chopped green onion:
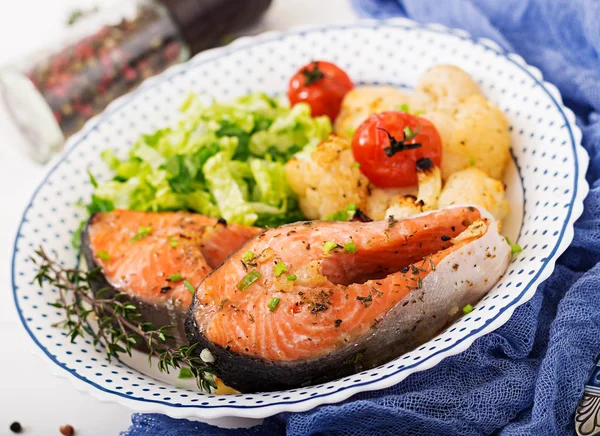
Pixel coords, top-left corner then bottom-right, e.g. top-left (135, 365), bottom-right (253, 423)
top-left (169, 237), bottom-right (178, 248)
top-left (169, 273), bottom-right (182, 282)
top-left (505, 237), bottom-right (523, 255)
top-left (242, 251), bottom-right (255, 262)
top-left (403, 126), bottom-right (414, 137)
top-left (287, 274), bottom-right (297, 281)
top-left (351, 162), bottom-right (361, 169)
top-left (324, 210), bottom-right (347, 221)
top-left (178, 367), bottom-right (194, 379)
top-left (414, 109), bottom-right (426, 116)
top-left (344, 241), bottom-right (357, 253)
top-left (346, 128), bottom-right (356, 138)
top-left (267, 297), bottom-right (281, 312)
top-left (184, 280), bottom-right (195, 293)
top-left (469, 156), bottom-right (476, 166)
top-left (399, 103), bottom-right (410, 113)
top-left (131, 226), bottom-right (152, 242)
top-left (236, 269), bottom-right (262, 291)
top-left (324, 203), bottom-right (357, 221)
top-left (462, 304), bottom-right (473, 314)
top-left (274, 261), bottom-right (287, 277)
top-left (323, 240), bottom-right (339, 253)
top-left (96, 250), bottom-right (111, 261)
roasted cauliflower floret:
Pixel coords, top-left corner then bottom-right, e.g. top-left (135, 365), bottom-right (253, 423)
top-left (334, 86), bottom-right (411, 139)
top-left (378, 158), bottom-right (442, 219)
top-left (407, 65), bottom-right (511, 180)
top-left (285, 135), bottom-right (370, 220)
top-left (413, 64), bottom-right (482, 113)
top-left (415, 158), bottom-right (442, 210)
top-left (365, 186), bottom-right (416, 220)
top-left (384, 195), bottom-right (424, 220)
top-left (438, 167), bottom-right (510, 221)
top-left (433, 95), bottom-right (510, 181)
top-left (366, 159), bottom-right (441, 220)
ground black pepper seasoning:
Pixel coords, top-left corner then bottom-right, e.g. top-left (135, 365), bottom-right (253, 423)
top-left (0, 0), bottom-right (272, 163)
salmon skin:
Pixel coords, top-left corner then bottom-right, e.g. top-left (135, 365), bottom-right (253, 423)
top-left (81, 210), bottom-right (261, 347)
top-left (186, 205), bottom-right (511, 392)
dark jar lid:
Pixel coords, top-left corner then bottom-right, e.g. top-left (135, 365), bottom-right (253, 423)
top-left (159, 0), bottom-right (272, 55)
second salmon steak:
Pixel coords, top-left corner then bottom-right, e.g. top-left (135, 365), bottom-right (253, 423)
top-left (82, 210), bottom-right (261, 347)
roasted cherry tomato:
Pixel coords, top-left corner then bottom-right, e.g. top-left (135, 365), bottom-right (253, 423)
top-left (352, 111), bottom-right (442, 188)
top-left (288, 61), bottom-right (353, 121)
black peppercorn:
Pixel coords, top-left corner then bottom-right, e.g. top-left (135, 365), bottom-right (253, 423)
top-left (9, 422), bottom-right (22, 433)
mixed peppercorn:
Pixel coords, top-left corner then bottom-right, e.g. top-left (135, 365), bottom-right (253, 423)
top-left (26, 4), bottom-right (185, 139)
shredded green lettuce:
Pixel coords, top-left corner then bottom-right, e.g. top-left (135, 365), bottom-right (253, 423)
top-left (84, 92), bottom-right (331, 231)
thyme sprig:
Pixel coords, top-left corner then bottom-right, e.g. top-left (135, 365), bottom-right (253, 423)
top-left (31, 247), bottom-right (217, 392)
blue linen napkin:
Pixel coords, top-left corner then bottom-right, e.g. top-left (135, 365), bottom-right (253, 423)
top-left (124, 1), bottom-right (600, 434)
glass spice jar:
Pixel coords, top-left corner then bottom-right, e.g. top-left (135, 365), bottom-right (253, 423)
top-left (0, 0), bottom-right (272, 163)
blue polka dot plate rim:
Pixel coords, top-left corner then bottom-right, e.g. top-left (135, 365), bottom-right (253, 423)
top-left (11, 18), bottom-right (589, 419)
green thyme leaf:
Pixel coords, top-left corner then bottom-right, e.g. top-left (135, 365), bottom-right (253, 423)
top-left (178, 367), bottom-right (194, 379)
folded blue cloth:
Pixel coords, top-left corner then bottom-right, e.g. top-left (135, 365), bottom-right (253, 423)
top-left (124, 1), bottom-right (600, 434)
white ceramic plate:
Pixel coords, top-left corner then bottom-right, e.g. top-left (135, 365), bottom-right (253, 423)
top-left (12, 19), bottom-right (588, 419)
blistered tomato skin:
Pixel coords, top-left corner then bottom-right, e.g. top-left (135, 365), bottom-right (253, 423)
top-left (288, 61), bottom-right (354, 121)
top-left (352, 111), bottom-right (442, 188)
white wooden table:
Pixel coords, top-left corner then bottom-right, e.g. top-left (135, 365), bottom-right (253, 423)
top-left (0, 1), bottom-right (357, 434)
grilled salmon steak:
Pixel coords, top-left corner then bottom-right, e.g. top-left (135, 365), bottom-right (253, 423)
top-left (81, 210), bottom-right (261, 346)
top-left (186, 205), bottom-right (510, 392)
